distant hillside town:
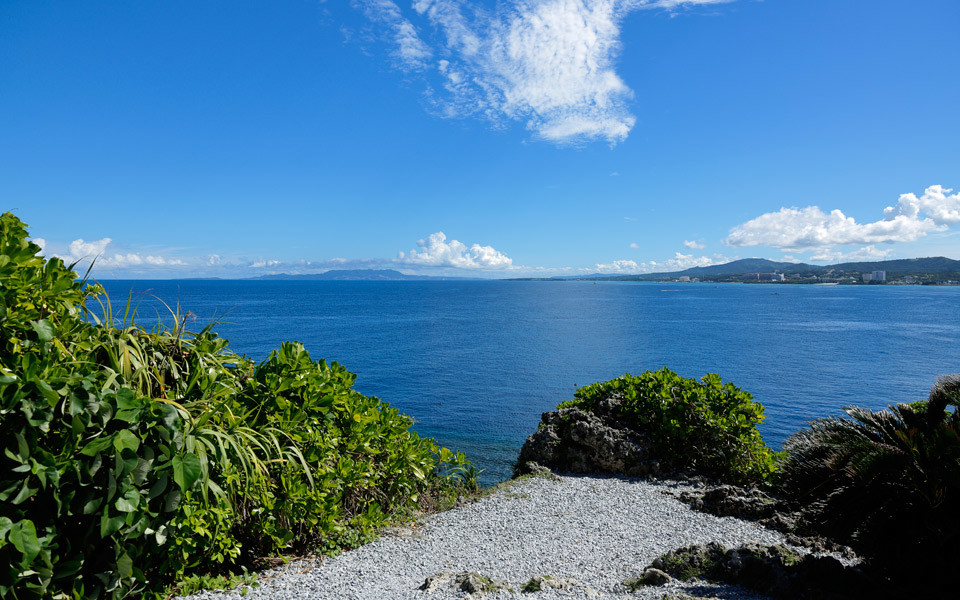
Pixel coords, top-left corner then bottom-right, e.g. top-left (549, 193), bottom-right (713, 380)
top-left (514, 257), bottom-right (960, 285)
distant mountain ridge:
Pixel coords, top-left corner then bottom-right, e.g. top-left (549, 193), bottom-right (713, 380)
top-left (663, 256), bottom-right (960, 279)
top-left (514, 257), bottom-right (960, 282)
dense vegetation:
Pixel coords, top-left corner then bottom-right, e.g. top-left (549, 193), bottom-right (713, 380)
top-left (0, 213), bottom-right (476, 598)
top-left (559, 368), bottom-right (781, 484)
top-left (779, 377), bottom-right (960, 581)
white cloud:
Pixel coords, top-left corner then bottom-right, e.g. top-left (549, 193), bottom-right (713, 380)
top-left (355, 0), bottom-right (729, 144)
top-left (250, 257), bottom-right (282, 268)
top-left (595, 250), bottom-right (730, 274)
top-left (883, 184), bottom-right (960, 226)
top-left (809, 245), bottom-right (892, 263)
top-left (641, 251), bottom-right (729, 272)
top-left (353, 0), bottom-right (433, 70)
top-left (726, 185), bottom-right (957, 251)
top-left (397, 231), bottom-right (513, 269)
top-left (31, 238), bottom-right (46, 253)
top-left (683, 239), bottom-right (705, 249)
top-left (67, 237), bottom-right (112, 261)
top-left (208, 254), bottom-right (221, 265)
top-left (629, 242), bottom-right (640, 249)
top-left (595, 259), bottom-right (642, 273)
top-left (50, 237), bottom-right (187, 269)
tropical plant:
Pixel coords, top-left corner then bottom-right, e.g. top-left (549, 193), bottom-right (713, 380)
top-left (0, 212), bottom-right (476, 598)
top-left (778, 376), bottom-right (960, 579)
top-left (560, 368), bottom-right (780, 483)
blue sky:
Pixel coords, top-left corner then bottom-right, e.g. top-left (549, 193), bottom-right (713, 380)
top-left (3, 0), bottom-right (959, 278)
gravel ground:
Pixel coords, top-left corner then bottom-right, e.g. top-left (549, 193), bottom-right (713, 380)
top-left (180, 475), bottom-right (793, 600)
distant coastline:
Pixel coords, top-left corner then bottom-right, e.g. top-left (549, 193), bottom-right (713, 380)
top-left (165, 257), bottom-right (960, 285)
top-left (509, 256), bottom-right (960, 286)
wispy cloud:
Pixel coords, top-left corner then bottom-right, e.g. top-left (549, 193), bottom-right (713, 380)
top-left (352, 0), bottom-right (433, 69)
top-left (397, 231), bottom-right (513, 269)
top-left (683, 239), bottom-right (705, 249)
top-left (353, 0), bottom-right (732, 144)
top-left (726, 185), bottom-right (959, 252)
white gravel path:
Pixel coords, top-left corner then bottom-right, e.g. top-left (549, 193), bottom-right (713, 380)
top-left (181, 475), bottom-right (789, 600)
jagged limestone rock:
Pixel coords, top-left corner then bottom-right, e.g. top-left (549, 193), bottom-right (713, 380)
top-left (516, 403), bottom-right (659, 477)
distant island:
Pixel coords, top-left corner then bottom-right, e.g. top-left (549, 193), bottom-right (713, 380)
top-left (511, 257), bottom-right (960, 285)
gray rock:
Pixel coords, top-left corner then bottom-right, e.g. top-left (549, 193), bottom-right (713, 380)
top-left (640, 568), bottom-right (672, 586)
top-left (516, 406), bottom-right (657, 477)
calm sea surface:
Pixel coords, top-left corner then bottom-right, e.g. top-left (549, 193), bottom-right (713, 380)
top-left (98, 280), bottom-right (960, 483)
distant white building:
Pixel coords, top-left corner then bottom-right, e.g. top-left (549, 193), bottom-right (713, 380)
top-left (678, 276), bottom-right (691, 282)
top-left (872, 270), bottom-right (886, 282)
top-left (862, 273), bottom-right (873, 282)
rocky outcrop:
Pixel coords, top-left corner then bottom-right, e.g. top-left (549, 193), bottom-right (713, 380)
top-left (515, 396), bottom-right (662, 477)
top-left (676, 485), bottom-right (857, 558)
top-left (419, 571), bottom-right (509, 596)
top-left (643, 542), bottom-right (876, 600)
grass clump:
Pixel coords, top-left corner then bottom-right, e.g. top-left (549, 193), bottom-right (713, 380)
top-left (0, 212), bottom-right (476, 598)
top-left (560, 368), bottom-right (780, 484)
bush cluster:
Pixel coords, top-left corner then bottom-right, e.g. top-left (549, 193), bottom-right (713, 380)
top-left (0, 213), bottom-right (475, 598)
top-left (560, 368), bottom-right (781, 483)
top-left (778, 378), bottom-right (960, 583)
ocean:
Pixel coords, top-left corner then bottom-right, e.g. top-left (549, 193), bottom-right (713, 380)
top-left (98, 279), bottom-right (960, 483)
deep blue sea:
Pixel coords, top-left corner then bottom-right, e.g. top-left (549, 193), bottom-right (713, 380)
top-left (98, 280), bottom-right (960, 483)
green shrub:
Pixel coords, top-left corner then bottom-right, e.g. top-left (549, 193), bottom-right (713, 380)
top-left (0, 212), bottom-right (475, 598)
top-left (560, 368), bottom-right (780, 483)
top-left (778, 376), bottom-right (960, 581)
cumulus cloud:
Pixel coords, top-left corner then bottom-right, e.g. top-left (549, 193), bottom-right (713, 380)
top-left (595, 250), bottom-right (730, 273)
top-left (52, 237), bottom-right (187, 269)
top-left (726, 185), bottom-right (958, 251)
top-left (595, 259), bottom-right (642, 273)
top-left (397, 232), bottom-right (513, 269)
top-left (882, 184), bottom-right (960, 225)
top-left (629, 242), bottom-right (640, 248)
top-left (31, 238), bottom-right (46, 253)
top-left (683, 239), bottom-right (705, 249)
top-left (353, 0), bottom-right (729, 144)
top-left (809, 245), bottom-right (892, 263)
top-left (640, 251), bottom-right (729, 272)
top-left (250, 257), bottom-right (282, 268)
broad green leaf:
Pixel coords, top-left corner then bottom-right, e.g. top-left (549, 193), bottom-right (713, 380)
top-left (100, 512), bottom-right (125, 538)
top-left (172, 453), bottom-right (201, 491)
top-left (113, 430), bottom-right (140, 453)
top-left (163, 488), bottom-right (182, 512)
top-left (30, 319), bottom-right (54, 342)
top-left (115, 488), bottom-right (140, 513)
top-left (9, 520), bottom-right (40, 563)
top-left (117, 552), bottom-right (133, 579)
top-left (82, 498), bottom-right (102, 515)
top-left (53, 559), bottom-right (82, 580)
top-left (79, 436), bottom-right (112, 457)
top-left (11, 480), bottom-right (38, 505)
top-left (116, 388), bottom-right (140, 410)
top-left (132, 457), bottom-right (153, 485)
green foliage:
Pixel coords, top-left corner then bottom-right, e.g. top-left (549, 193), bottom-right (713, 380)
top-left (0, 212), bottom-right (476, 598)
top-left (779, 376), bottom-right (960, 579)
top-left (560, 368), bottom-right (780, 483)
top-left (167, 567), bottom-right (258, 597)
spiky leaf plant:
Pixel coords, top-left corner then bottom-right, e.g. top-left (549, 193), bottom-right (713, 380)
top-left (779, 376), bottom-right (960, 580)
